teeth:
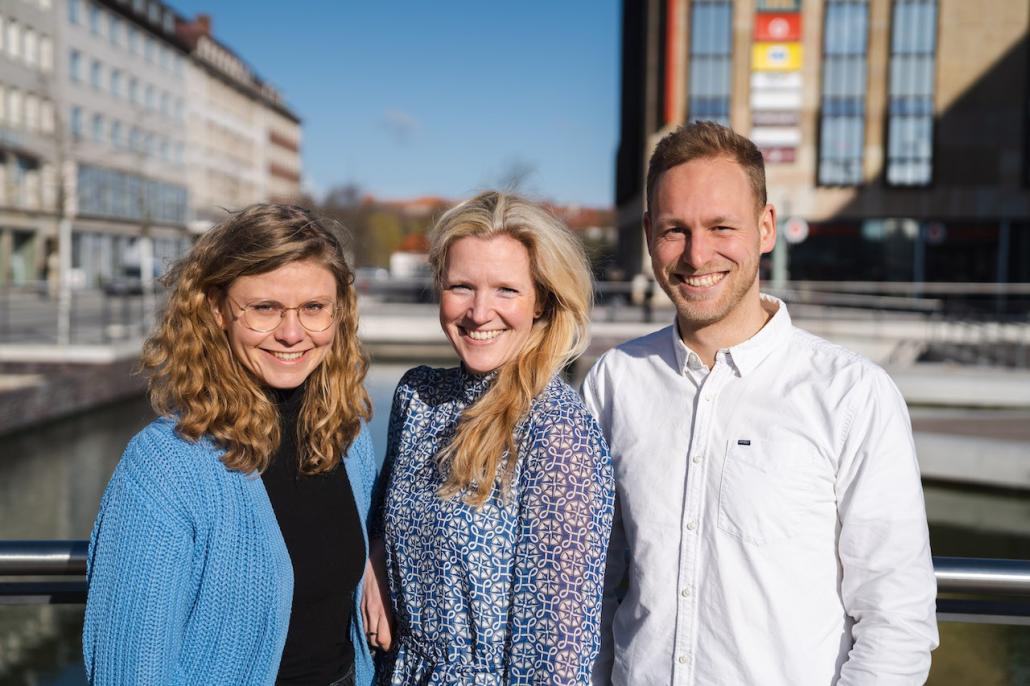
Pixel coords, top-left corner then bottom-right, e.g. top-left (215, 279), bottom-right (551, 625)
top-left (683, 273), bottom-right (724, 288)
top-left (270, 351), bottom-right (304, 361)
top-left (466, 329), bottom-right (505, 341)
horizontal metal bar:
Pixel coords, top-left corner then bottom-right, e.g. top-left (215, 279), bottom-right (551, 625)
top-left (0, 540), bottom-right (87, 575)
top-left (0, 581), bottom-right (86, 605)
top-left (934, 556), bottom-right (1030, 594)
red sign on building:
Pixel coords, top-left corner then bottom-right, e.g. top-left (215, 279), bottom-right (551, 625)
top-left (754, 13), bottom-right (802, 42)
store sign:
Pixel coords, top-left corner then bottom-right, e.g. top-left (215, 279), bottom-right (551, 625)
top-left (754, 13), bottom-right (802, 41)
top-left (759, 146), bottom-right (797, 164)
top-left (750, 89), bottom-right (802, 110)
top-left (753, 42), bottom-right (803, 71)
top-left (783, 216), bottom-right (810, 244)
top-left (752, 109), bottom-right (801, 127)
top-left (756, 0), bottom-right (801, 11)
top-left (751, 126), bottom-right (802, 147)
top-left (751, 71), bottom-right (802, 91)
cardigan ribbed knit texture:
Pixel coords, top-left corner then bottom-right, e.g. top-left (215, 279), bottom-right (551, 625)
top-left (82, 416), bottom-right (381, 686)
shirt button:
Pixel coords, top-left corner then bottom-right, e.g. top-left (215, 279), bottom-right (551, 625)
top-left (686, 520), bottom-right (697, 531)
top-left (703, 394), bottom-right (713, 402)
top-left (679, 655), bottom-right (689, 664)
top-left (692, 454), bottom-right (702, 464)
top-left (681, 587), bottom-right (691, 598)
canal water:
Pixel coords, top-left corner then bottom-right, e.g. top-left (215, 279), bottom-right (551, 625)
top-left (0, 362), bottom-right (1028, 684)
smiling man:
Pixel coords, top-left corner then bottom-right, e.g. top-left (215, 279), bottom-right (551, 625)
top-left (584, 122), bottom-right (938, 685)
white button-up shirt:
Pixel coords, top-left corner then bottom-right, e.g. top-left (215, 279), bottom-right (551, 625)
top-left (583, 296), bottom-right (938, 686)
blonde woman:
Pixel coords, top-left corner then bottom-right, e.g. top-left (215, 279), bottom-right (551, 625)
top-left (378, 192), bottom-right (615, 684)
top-left (83, 204), bottom-right (390, 686)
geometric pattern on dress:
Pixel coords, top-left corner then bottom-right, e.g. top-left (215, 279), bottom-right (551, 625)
top-left (379, 366), bottom-right (615, 685)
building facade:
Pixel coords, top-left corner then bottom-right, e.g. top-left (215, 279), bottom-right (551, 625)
top-left (617, 0), bottom-right (1030, 283)
top-left (176, 15), bottom-right (302, 232)
top-left (0, 0), bottom-right (58, 286)
top-left (0, 1), bottom-right (302, 288)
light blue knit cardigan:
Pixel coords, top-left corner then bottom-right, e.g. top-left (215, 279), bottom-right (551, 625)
top-left (82, 417), bottom-right (381, 685)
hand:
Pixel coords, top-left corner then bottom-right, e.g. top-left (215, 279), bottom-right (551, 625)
top-left (360, 540), bottom-right (393, 652)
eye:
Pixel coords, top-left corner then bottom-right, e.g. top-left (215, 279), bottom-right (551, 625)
top-left (447, 283), bottom-right (473, 293)
top-left (497, 287), bottom-right (519, 297)
top-left (301, 301), bottom-right (329, 313)
top-left (250, 301), bottom-right (281, 313)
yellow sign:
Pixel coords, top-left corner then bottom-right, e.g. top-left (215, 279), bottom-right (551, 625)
top-left (752, 42), bottom-right (802, 71)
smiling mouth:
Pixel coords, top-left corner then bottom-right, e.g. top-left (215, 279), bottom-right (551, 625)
top-left (676, 272), bottom-right (727, 288)
top-left (264, 350), bottom-right (308, 361)
top-left (461, 327), bottom-right (507, 341)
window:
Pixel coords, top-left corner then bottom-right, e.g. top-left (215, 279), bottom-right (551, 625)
top-left (39, 36), bottom-right (52, 72)
top-left (127, 25), bottom-right (139, 54)
top-left (144, 35), bottom-right (154, 62)
top-left (90, 59), bottom-right (102, 89)
top-left (160, 91), bottom-right (169, 115)
top-left (0, 17), bottom-right (5, 52)
top-left (8, 90), bottom-right (21, 127)
top-left (7, 20), bottom-right (20, 60)
top-left (40, 99), bottom-right (54, 133)
top-left (23, 28), bottom-right (37, 66)
top-left (0, 85), bottom-right (5, 123)
top-left (129, 125), bottom-right (141, 151)
top-left (128, 77), bottom-right (139, 103)
top-left (818, 0), bottom-right (869, 185)
top-left (109, 15), bottom-right (121, 46)
top-left (886, 0), bottom-right (938, 186)
top-left (111, 119), bottom-right (123, 147)
top-left (69, 49), bottom-right (82, 82)
top-left (110, 69), bottom-right (122, 98)
top-left (92, 113), bottom-right (104, 142)
top-left (687, 0), bottom-right (733, 126)
top-left (68, 0), bottom-right (80, 24)
top-left (70, 106), bottom-right (83, 138)
top-left (25, 94), bottom-right (38, 131)
top-left (89, 4), bottom-right (102, 36)
top-left (145, 84), bottom-right (155, 110)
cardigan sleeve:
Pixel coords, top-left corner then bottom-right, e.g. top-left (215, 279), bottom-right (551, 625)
top-left (506, 406), bottom-right (615, 685)
top-left (82, 436), bottom-right (196, 686)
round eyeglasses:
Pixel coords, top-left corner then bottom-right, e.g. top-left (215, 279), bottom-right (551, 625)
top-left (227, 297), bottom-right (338, 333)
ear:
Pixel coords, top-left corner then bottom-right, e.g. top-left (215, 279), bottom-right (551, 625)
top-left (207, 292), bottom-right (227, 330)
top-left (758, 203), bottom-right (777, 254)
top-left (643, 211), bottom-right (655, 257)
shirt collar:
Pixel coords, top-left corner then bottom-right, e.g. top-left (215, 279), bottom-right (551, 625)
top-left (670, 294), bottom-right (792, 378)
top-left (457, 365), bottom-right (497, 404)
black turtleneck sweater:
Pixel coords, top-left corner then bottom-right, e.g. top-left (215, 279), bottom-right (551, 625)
top-left (263, 384), bottom-right (365, 685)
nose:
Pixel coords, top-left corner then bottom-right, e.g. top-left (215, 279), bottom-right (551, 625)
top-left (684, 231), bottom-right (715, 269)
top-left (273, 309), bottom-right (306, 346)
top-left (468, 291), bottom-right (494, 325)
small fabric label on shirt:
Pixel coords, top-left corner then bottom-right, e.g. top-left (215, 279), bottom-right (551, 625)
top-left (737, 439), bottom-right (751, 446)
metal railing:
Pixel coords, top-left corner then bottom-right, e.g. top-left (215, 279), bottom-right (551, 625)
top-left (1, 541), bottom-right (1029, 623)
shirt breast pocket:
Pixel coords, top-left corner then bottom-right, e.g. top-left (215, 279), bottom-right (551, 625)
top-left (717, 438), bottom-right (827, 546)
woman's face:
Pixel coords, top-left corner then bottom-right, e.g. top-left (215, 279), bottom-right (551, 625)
top-left (439, 234), bottom-right (541, 375)
top-left (211, 259), bottom-right (338, 389)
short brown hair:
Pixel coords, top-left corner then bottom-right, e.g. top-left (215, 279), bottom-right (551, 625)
top-left (646, 121), bottom-right (767, 214)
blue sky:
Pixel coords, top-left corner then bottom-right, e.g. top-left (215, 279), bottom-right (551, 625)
top-left (172, 1), bottom-right (620, 206)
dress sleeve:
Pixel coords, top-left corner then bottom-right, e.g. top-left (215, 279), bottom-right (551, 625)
top-left (507, 406), bottom-right (615, 685)
top-left (82, 439), bottom-right (195, 685)
top-left (835, 366), bottom-right (939, 685)
top-left (369, 374), bottom-right (415, 541)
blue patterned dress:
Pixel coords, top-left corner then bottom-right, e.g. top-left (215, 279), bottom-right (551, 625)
top-left (379, 366), bottom-right (614, 685)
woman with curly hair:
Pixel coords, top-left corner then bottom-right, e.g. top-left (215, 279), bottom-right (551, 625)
top-left (378, 191), bottom-right (615, 684)
top-left (83, 204), bottom-right (391, 686)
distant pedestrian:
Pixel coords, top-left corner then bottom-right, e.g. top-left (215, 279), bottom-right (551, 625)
top-left (83, 204), bottom-right (391, 686)
top-left (584, 122), bottom-right (939, 685)
top-left (377, 191), bottom-right (615, 684)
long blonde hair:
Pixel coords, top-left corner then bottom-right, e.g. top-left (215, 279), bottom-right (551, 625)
top-left (430, 191), bottom-right (593, 505)
top-left (143, 204), bottom-right (371, 474)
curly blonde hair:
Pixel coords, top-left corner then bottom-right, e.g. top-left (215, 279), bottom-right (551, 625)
top-left (430, 191), bottom-right (593, 505)
top-left (142, 204), bottom-right (371, 474)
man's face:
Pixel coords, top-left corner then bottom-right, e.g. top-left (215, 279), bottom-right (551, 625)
top-left (645, 156), bottom-right (776, 332)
